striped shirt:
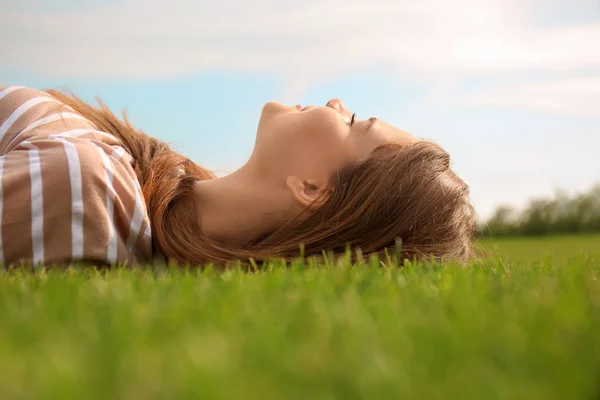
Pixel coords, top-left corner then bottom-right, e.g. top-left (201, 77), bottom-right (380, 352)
top-left (0, 86), bottom-right (153, 267)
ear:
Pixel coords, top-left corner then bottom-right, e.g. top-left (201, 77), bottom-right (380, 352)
top-left (285, 176), bottom-right (329, 210)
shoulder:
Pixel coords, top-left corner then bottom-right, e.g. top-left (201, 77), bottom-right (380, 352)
top-left (32, 137), bottom-right (139, 193)
top-left (0, 86), bottom-right (100, 153)
top-left (0, 86), bottom-right (46, 104)
top-left (1, 136), bottom-right (153, 265)
top-left (4, 134), bottom-right (140, 207)
top-left (0, 86), bottom-right (56, 121)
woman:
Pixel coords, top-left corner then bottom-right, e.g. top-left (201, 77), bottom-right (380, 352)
top-left (0, 85), bottom-right (476, 268)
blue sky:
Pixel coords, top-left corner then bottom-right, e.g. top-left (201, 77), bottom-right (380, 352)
top-left (1, 0), bottom-right (599, 220)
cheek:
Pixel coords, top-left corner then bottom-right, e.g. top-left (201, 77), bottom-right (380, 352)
top-left (294, 112), bottom-right (352, 167)
top-left (347, 134), bottom-right (386, 161)
top-left (262, 109), bottom-right (346, 150)
top-left (301, 109), bottom-right (348, 147)
top-left (254, 107), bottom-right (353, 176)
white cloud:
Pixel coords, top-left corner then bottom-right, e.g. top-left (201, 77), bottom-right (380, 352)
top-left (1, 0), bottom-right (599, 81)
top-left (2, 0), bottom-right (599, 220)
top-left (461, 77), bottom-right (600, 116)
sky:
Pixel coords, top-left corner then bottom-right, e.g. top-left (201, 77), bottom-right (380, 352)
top-left (1, 0), bottom-right (599, 220)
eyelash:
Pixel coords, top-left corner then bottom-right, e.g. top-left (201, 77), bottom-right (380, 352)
top-left (350, 113), bottom-right (356, 126)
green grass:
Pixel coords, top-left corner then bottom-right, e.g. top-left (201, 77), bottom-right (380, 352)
top-left (479, 233), bottom-right (600, 262)
top-left (1, 235), bottom-right (599, 400)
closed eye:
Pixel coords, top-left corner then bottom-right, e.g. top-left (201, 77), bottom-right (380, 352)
top-left (348, 114), bottom-right (376, 132)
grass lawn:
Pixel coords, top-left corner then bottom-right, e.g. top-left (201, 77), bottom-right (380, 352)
top-left (1, 234), bottom-right (599, 399)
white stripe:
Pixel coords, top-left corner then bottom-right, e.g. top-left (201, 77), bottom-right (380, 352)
top-left (95, 144), bottom-right (118, 264)
top-left (111, 145), bottom-right (148, 255)
top-left (111, 146), bottom-right (126, 161)
top-left (111, 145), bottom-right (146, 250)
top-left (27, 145), bottom-right (45, 266)
top-left (126, 179), bottom-right (146, 250)
top-left (0, 96), bottom-right (55, 140)
top-left (59, 139), bottom-right (84, 259)
top-left (5, 112), bottom-right (88, 151)
top-left (135, 177), bottom-right (152, 240)
top-left (21, 112), bottom-right (87, 135)
top-left (33, 91), bottom-right (76, 113)
top-left (0, 86), bottom-right (26, 101)
top-left (0, 157), bottom-right (4, 264)
top-left (50, 128), bottom-right (115, 141)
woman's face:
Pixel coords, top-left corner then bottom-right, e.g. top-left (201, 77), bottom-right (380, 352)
top-left (251, 98), bottom-right (416, 187)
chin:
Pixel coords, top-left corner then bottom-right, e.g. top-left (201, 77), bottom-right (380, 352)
top-left (262, 101), bottom-right (294, 115)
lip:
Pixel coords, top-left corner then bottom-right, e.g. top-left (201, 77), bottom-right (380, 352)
top-left (294, 102), bottom-right (344, 114)
top-left (326, 98), bottom-right (344, 113)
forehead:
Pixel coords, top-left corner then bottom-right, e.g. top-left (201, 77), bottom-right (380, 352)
top-left (347, 119), bottom-right (417, 161)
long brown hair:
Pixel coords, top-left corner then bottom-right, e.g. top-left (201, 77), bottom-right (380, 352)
top-left (48, 90), bottom-right (477, 267)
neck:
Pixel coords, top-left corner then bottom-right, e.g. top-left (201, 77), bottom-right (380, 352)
top-left (194, 164), bottom-right (297, 245)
